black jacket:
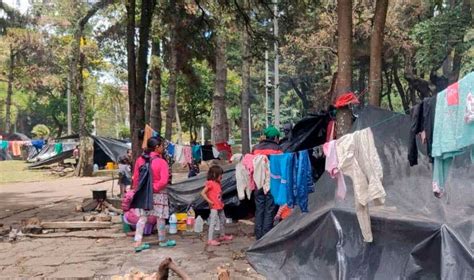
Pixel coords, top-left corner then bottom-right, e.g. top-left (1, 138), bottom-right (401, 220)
top-left (407, 96), bottom-right (436, 166)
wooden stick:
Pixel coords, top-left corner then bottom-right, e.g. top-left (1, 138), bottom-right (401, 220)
top-left (103, 201), bottom-right (123, 214)
top-left (24, 233), bottom-right (122, 239)
top-left (158, 258), bottom-right (190, 280)
top-left (40, 221), bottom-right (112, 229)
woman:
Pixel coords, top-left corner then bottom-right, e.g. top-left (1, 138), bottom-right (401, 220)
top-left (131, 137), bottom-right (175, 252)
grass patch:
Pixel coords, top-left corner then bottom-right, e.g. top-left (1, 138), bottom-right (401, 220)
top-left (0, 160), bottom-right (55, 185)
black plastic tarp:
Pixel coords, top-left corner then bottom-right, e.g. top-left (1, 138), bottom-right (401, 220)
top-left (27, 136), bottom-right (129, 168)
top-left (247, 106), bottom-right (473, 279)
top-left (92, 136), bottom-right (130, 166)
top-left (167, 168), bottom-right (240, 213)
top-left (280, 112), bottom-right (329, 152)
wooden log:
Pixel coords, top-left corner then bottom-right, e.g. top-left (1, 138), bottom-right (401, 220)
top-left (103, 201), bottom-right (123, 214)
top-left (40, 221), bottom-right (112, 229)
top-left (217, 266), bottom-right (230, 280)
top-left (24, 232), bottom-right (122, 239)
top-left (158, 258), bottom-right (190, 280)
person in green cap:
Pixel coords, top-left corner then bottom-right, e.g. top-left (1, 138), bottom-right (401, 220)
top-left (252, 125), bottom-right (282, 240)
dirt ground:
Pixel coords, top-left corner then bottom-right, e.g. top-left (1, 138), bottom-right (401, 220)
top-left (0, 166), bottom-right (263, 279)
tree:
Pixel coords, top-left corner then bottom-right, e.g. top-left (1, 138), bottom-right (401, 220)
top-left (240, 1), bottom-right (251, 154)
top-left (126, 0), bottom-right (157, 161)
top-left (211, 31), bottom-right (230, 144)
top-left (335, 0), bottom-right (353, 137)
top-left (368, 0), bottom-right (389, 107)
top-left (126, 0), bottom-right (138, 159)
top-left (149, 39), bottom-right (162, 132)
top-left (165, 0), bottom-right (179, 140)
top-left (71, 0), bottom-right (114, 176)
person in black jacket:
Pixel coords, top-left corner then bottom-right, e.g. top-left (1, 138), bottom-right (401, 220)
top-left (252, 126), bottom-right (282, 240)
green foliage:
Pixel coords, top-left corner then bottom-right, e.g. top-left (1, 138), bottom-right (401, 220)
top-left (118, 125), bottom-right (130, 139)
top-left (31, 124), bottom-right (50, 138)
top-left (410, 6), bottom-right (471, 72)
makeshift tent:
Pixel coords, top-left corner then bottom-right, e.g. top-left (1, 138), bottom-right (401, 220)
top-left (28, 136), bottom-right (129, 168)
top-left (247, 106), bottom-right (473, 279)
top-left (6, 133), bottom-right (30, 141)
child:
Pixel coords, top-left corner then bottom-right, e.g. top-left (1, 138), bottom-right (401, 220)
top-left (118, 155), bottom-right (132, 197)
top-left (201, 165), bottom-right (233, 246)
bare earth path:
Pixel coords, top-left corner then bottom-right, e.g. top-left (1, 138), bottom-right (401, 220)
top-left (0, 174), bottom-right (262, 279)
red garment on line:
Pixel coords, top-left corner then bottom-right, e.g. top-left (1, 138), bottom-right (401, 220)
top-left (334, 92), bottom-right (359, 108)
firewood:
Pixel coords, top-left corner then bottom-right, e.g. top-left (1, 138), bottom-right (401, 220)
top-left (217, 266), bottom-right (230, 280)
top-left (158, 258), bottom-right (190, 280)
top-left (40, 221), bottom-right (112, 229)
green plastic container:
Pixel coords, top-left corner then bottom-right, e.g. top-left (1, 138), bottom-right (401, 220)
top-left (121, 214), bottom-right (131, 233)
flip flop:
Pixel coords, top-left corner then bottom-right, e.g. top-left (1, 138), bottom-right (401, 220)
top-left (159, 240), bottom-right (176, 247)
top-left (134, 243), bottom-right (151, 253)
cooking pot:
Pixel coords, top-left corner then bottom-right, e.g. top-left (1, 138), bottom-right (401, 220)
top-left (92, 189), bottom-right (107, 200)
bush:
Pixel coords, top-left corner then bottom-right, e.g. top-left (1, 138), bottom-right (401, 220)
top-left (118, 125), bottom-right (130, 139)
top-left (31, 124), bottom-right (50, 138)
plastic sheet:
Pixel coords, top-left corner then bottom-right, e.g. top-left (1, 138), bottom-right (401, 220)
top-left (167, 168), bottom-right (240, 213)
top-left (247, 106), bottom-right (473, 279)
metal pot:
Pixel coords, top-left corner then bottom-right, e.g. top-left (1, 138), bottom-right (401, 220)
top-left (92, 189), bottom-right (107, 200)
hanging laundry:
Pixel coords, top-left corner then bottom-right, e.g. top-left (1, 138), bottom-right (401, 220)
top-left (269, 153), bottom-right (295, 206)
top-left (432, 72), bottom-right (474, 197)
top-left (54, 143), bottom-right (63, 155)
top-left (192, 144), bottom-right (202, 162)
top-left (11, 141), bottom-right (22, 156)
top-left (335, 127), bottom-right (385, 243)
top-left (31, 140), bottom-right (45, 151)
top-left (465, 92), bottom-right (474, 124)
top-left (231, 154), bottom-right (252, 200)
top-left (294, 150), bottom-right (314, 212)
top-left (323, 141), bottom-right (347, 200)
top-left (182, 146), bottom-right (192, 165)
top-left (166, 141), bottom-right (175, 158)
top-left (0, 140), bottom-right (8, 150)
top-left (242, 154), bottom-right (257, 190)
top-left (212, 147), bottom-right (220, 159)
top-left (201, 145), bottom-right (216, 161)
top-left (408, 96), bottom-right (436, 166)
top-left (253, 155), bottom-right (271, 194)
top-left (174, 144), bottom-right (185, 164)
top-left (141, 124), bottom-right (154, 149)
top-left (215, 142), bottom-right (232, 161)
top-left (326, 119), bottom-right (336, 141)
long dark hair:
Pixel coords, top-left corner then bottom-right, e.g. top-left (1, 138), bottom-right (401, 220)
top-left (145, 137), bottom-right (163, 154)
top-left (207, 165), bottom-right (223, 182)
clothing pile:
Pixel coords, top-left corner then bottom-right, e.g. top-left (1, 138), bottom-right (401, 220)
top-left (408, 72), bottom-right (474, 197)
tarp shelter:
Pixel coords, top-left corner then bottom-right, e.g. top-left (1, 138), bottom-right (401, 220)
top-left (28, 136), bottom-right (130, 169)
top-left (167, 168), bottom-right (255, 219)
top-left (247, 106), bottom-right (473, 279)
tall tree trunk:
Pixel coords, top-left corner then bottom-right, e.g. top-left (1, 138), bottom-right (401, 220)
top-left (126, 0), bottom-right (139, 161)
top-left (165, 0), bottom-right (178, 140)
top-left (5, 46), bottom-right (14, 134)
top-left (335, 0), bottom-right (353, 137)
top-left (212, 33), bottom-right (229, 144)
top-left (240, 24), bottom-right (251, 154)
top-left (145, 88), bottom-right (151, 124)
top-left (135, 0), bottom-right (156, 150)
top-left (175, 102), bottom-right (183, 144)
top-left (368, 0), bottom-right (389, 107)
top-left (150, 39), bottom-right (162, 132)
